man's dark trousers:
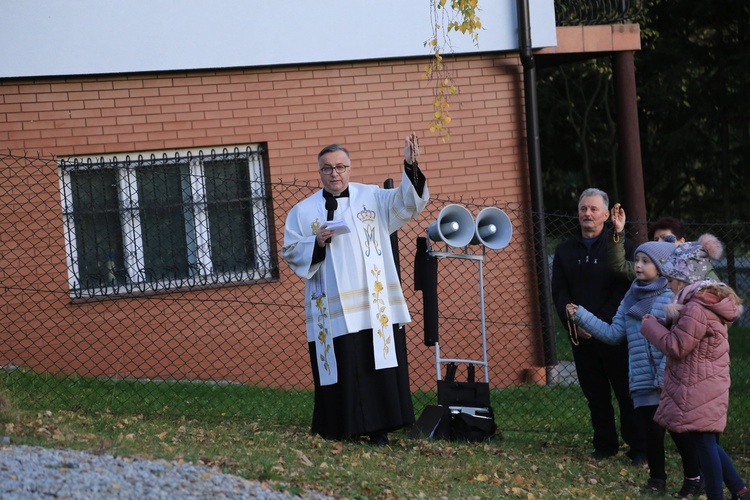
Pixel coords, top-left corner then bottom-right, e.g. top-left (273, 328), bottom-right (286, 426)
top-left (572, 339), bottom-right (645, 455)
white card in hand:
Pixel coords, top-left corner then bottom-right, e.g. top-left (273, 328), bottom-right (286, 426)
top-left (325, 219), bottom-right (351, 235)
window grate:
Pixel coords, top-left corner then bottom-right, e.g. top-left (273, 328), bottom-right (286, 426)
top-left (58, 146), bottom-right (274, 298)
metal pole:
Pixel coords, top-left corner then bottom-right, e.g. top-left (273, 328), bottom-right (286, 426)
top-left (517, 0), bottom-right (558, 382)
top-left (613, 51), bottom-right (648, 245)
top-left (478, 256), bottom-right (489, 383)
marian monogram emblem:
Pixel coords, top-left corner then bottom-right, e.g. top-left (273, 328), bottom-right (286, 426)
top-left (357, 205), bottom-right (381, 257)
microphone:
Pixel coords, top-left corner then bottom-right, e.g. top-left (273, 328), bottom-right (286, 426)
top-left (324, 197), bottom-right (338, 243)
top-left (325, 197), bottom-right (338, 219)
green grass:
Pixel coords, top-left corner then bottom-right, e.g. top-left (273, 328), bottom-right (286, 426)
top-left (0, 370), bottom-right (314, 425)
top-left (2, 325), bottom-right (750, 498)
top-left (0, 383), bottom-right (700, 499)
top-left (2, 384), bottom-right (748, 499)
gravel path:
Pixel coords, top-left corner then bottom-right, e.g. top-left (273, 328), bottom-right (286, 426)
top-left (0, 443), bottom-right (331, 499)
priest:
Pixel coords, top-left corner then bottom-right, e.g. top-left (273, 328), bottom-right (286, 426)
top-left (282, 133), bottom-right (429, 446)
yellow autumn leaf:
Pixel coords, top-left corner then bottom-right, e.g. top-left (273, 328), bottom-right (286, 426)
top-left (295, 449), bottom-right (314, 466)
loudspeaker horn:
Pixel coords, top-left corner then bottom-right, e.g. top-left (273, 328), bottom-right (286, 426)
top-left (427, 204), bottom-right (475, 248)
top-left (471, 207), bottom-right (513, 249)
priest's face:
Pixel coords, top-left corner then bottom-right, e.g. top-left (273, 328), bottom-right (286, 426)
top-left (318, 150), bottom-right (351, 195)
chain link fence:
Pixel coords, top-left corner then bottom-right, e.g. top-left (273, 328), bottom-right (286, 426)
top-left (2, 151), bottom-right (750, 445)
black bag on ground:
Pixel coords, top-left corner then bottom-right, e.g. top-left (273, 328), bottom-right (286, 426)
top-left (437, 363), bottom-right (490, 408)
top-left (436, 363), bottom-right (497, 442)
top-left (450, 407), bottom-right (497, 442)
top-left (410, 404), bottom-right (451, 440)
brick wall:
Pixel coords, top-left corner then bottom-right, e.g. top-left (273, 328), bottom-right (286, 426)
top-left (0, 54), bottom-right (529, 199)
top-left (0, 53), bottom-right (540, 389)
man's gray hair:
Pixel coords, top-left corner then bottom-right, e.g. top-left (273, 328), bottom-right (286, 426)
top-left (578, 188), bottom-right (609, 209)
top-left (317, 144), bottom-right (350, 165)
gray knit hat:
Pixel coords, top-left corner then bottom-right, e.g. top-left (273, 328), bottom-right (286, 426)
top-left (635, 241), bottom-right (676, 276)
top-left (661, 233), bottom-right (723, 283)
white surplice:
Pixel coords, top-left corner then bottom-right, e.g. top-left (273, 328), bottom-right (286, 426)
top-left (282, 170), bottom-right (429, 385)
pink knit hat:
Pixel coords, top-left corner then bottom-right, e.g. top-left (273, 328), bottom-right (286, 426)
top-left (660, 233), bottom-right (723, 283)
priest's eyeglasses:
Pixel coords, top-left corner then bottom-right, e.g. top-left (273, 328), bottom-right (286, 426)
top-left (319, 164), bottom-right (350, 175)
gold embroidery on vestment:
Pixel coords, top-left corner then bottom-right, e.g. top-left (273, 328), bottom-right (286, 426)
top-left (313, 294), bottom-right (332, 376)
top-left (370, 265), bottom-right (392, 359)
top-left (358, 205), bottom-right (382, 258)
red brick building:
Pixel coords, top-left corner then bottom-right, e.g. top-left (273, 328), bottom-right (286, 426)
top-left (0, 3), bottom-right (640, 391)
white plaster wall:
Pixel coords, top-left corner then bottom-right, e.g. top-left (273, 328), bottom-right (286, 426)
top-left (0, 0), bottom-right (556, 78)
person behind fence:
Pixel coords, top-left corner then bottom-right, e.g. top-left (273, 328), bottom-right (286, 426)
top-left (608, 206), bottom-right (717, 283)
top-left (641, 234), bottom-right (750, 500)
top-left (281, 133), bottom-right (429, 446)
top-left (566, 240), bottom-right (704, 496)
top-left (649, 215), bottom-right (687, 243)
top-left (551, 188), bottom-right (647, 464)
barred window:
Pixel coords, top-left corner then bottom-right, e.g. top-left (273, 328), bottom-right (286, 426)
top-left (58, 146), bottom-right (274, 298)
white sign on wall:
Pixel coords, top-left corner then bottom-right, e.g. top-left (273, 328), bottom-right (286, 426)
top-left (0, 0), bottom-right (557, 79)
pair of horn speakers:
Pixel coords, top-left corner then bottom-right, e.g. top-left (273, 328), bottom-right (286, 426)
top-left (427, 205), bottom-right (512, 250)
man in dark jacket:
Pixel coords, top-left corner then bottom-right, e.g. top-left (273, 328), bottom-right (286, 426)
top-left (551, 188), bottom-right (646, 464)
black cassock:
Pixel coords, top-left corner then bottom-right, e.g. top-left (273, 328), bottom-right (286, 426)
top-left (307, 324), bottom-right (415, 440)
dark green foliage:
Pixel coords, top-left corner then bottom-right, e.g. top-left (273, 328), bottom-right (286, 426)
top-left (538, 0), bottom-right (750, 225)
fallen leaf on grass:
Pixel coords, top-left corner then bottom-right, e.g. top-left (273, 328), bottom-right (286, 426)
top-left (53, 428), bottom-right (66, 441)
top-left (295, 449), bottom-right (314, 466)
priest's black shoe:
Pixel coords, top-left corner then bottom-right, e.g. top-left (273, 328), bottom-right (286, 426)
top-left (367, 432), bottom-right (389, 447)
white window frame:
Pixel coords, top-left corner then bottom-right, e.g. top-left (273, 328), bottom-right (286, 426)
top-left (58, 145), bottom-right (272, 298)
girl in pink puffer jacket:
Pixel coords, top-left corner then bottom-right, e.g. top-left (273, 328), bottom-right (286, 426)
top-left (641, 234), bottom-right (747, 500)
